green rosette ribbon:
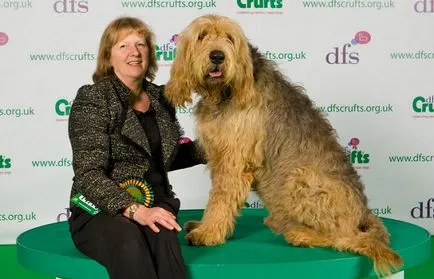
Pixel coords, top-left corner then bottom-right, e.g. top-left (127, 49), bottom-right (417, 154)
top-left (71, 176), bottom-right (154, 215)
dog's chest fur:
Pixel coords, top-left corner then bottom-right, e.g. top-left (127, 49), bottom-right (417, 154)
top-left (194, 100), bottom-right (266, 168)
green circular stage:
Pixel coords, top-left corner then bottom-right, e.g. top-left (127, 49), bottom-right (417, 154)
top-left (17, 209), bottom-right (431, 279)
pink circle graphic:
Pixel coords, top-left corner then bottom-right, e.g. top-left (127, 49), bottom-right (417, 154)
top-left (171, 34), bottom-right (179, 42)
top-left (348, 137), bottom-right (360, 149)
top-left (0, 32), bottom-right (9, 46)
top-left (355, 31), bottom-right (371, 45)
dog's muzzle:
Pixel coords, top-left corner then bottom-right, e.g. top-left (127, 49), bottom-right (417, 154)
top-left (207, 50), bottom-right (225, 80)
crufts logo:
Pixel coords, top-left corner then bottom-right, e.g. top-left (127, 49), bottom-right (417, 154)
top-left (414, 0), bottom-right (434, 13)
top-left (326, 31), bottom-right (371, 64)
top-left (0, 155), bottom-right (12, 168)
top-left (53, 0), bottom-right (88, 13)
top-left (412, 95), bottom-right (434, 113)
top-left (236, 0), bottom-right (283, 8)
top-left (55, 98), bottom-right (73, 119)
top-left (411, 198), bottom-right (434, 218)
top-left (345, 137), bottom-right (370, 166)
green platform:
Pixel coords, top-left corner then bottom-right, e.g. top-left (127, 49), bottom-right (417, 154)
top-left (17, 209), bottom-right (431, 279)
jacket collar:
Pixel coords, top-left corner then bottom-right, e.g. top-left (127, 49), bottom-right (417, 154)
top-left (109, 74), bottom-right (179, 167)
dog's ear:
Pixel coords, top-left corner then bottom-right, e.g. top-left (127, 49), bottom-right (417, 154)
top-left (232, 39), bottom-right (255, 107)
top-left (165, 34), bottom-right (193, 107)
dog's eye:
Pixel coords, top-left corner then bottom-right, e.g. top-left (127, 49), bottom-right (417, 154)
top-left (198, 32), bottom-right (207, 41)
top-left (227, 34), bottom-right (234, 43)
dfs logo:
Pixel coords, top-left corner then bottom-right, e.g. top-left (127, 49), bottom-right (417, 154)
top-left (53, 0), bottom-right (88, 13)
top-left (414, 0), bottom-right (434, 13)
top-left (411, 198), bottom-right (434, 218)
top-left (155, 34), bottom-right (178, 64)
top-left (345, 137), bottom-right (370, 167)
top-left (326, 31), bottom-right (371, 65)
top-left (57, 208), bottom-right (71, 222)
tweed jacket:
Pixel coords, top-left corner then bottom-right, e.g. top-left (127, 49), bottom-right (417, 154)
top-left (68, 74), bottom-right (203, 216)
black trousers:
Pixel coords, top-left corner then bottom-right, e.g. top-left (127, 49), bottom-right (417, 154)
top-left (69, 199), bottom-right (185, 279)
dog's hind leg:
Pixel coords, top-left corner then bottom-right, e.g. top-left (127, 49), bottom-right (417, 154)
top-left (185, 168), bottom-right (254, 246)
top-left (276, 172), bottom-right (402, 277)
top-left (283, 223), bottom-right (402, 277)
top-left (264, 214), bottom-right (283, 233)
top-left (264, 212), bottom-right (295, 234)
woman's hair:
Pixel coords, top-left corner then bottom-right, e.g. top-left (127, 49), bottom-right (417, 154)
top-left (92, 16), bottom-right (158, 83)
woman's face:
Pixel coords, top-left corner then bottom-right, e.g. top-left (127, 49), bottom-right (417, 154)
top-left (110, 30), bottom-right (149, 84)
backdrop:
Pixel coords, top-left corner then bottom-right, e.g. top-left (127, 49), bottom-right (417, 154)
top-left (0, 0), bottom-right (433, 244)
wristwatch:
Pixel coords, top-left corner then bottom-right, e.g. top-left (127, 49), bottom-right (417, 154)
top-left (128, 203), bottom-right (139, 220)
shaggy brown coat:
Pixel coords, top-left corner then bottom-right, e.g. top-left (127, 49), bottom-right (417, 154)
top-left (165, 14), bottom-right (403, 277)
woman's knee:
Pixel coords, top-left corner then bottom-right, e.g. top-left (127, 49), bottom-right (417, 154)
top-left (144, 225), bottom-right (180, 242)
top-left (108, 217), bottom-right (148, 254)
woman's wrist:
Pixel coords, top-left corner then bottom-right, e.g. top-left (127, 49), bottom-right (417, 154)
top-left (123, 202), bottom-right (140, 220)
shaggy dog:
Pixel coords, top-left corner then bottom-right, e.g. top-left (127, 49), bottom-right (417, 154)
top-left (165, 14), bottom-right (403, 277)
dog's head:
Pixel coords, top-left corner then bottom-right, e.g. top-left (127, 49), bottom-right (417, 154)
top-left (165, 14), bottom-right (255, 107)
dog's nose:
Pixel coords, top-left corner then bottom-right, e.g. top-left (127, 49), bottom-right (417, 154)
top-left (209, 50), bottom-right (225, 64)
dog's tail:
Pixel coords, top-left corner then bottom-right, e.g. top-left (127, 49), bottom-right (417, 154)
top-left (332, 214), bottom-right (403, 278)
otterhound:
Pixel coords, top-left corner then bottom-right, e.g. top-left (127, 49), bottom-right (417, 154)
top-left (165, 14), bottom-right (403, 277)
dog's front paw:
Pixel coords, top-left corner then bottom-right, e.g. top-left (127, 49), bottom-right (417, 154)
top-left (184, 220), bottom-right (201, 233)
top-left (185, 226), bottom-right (226, 246)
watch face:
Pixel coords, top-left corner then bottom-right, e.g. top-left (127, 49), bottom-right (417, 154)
top-left (130, 204), bottom-right (138, 212)
top-left (129, 203), bottom-right (138, 220)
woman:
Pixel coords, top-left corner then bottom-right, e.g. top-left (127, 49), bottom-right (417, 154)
top-left (68, 16), bottom-right (204, 279)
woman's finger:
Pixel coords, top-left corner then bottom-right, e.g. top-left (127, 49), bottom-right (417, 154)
top-left (158, 208), bottom-right (176, 219)
top-left (148, 222), bottom-right (160, 233)
top-left (162, 211), bottom-right (176, 220)
top-left (165, 217), bottom-right (182, 232)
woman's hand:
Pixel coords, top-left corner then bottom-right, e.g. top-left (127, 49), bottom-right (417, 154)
top-left (124, 204), bottom-right (182, 233)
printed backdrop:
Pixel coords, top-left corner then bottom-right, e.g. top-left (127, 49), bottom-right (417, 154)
top-left (0, 0), bottom-right (433, 244)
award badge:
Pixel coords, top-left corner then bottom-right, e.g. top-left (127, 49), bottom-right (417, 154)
top-left (71, 177), bottom-right (154, 215)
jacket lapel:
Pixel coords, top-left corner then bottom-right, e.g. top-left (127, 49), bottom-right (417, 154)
top-left (121, 108), bottom-right (151, 155)
top-left (110, 75), bottom-right (152, 156)
top-left (111, 74), bottom-right (179, 164)
top-left (148, 88), bottom-right (179, 168)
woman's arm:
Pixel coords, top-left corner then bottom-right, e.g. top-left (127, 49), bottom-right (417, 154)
top-left (158, 85), bottom-right (207, 171)
top-left (69, 84), bottom-right (134, 215)
top-left (169, 139), bottom-right (206, 171)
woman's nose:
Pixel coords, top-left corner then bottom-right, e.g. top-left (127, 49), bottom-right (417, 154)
top-left (129, 45), bottom-right (140, 56)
